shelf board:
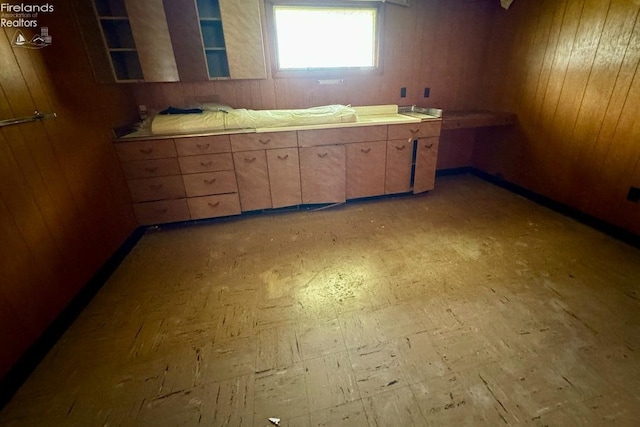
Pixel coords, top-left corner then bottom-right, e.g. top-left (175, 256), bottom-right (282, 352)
top-left (204, 47), bottom-right (226, 51)
top-left (98, 16), bottom-right (129, 20)
top-left (199, 17), bottom-right (222, 22)
top-left (109, 48), bottom-right (138, 52)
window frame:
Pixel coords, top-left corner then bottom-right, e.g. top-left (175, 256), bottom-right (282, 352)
top-left (265, 0), bottom-right (385, 78)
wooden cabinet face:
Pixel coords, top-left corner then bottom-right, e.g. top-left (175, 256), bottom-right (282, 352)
top-left (133, 199), bottom-right (190, 225)
top-left (183, 170), bottom-right (238, 197)
top-left (299, 145), bottom-right (346, 204)
top-left (174, 135), bottom-right (231, 156)
top-left (115, 139), bottom-right (177, 162)
top-left (387, 121), bottom-right (441, 140)
top-left (233, 150), bottom-right (272, 211)
top-left (266, 148), bottom-right (302, 208)
top-left (385, 139), bottom-right (413, 195)
top-left (187, 194), bottom-right (241, 219)
top-left (413, 137), bottom-right (439, 194)
top-left (127, 175), bottom-right (186, 202)
top-left (230, 131), bottom-right (298, 152)
top-left (178, 153), bottom-right (234, 174)
top-left (346, 141), bottom-right (386, 199)
top-left (121, 158), bottom-right (181, 180)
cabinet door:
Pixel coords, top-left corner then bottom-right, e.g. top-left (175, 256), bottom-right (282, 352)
top-left (413, 137), bottom-right (439, 194)
top-left (125, 0), bottom-right (179, 82)
top-left (346, 141), bottom-right (386, 199)
top-left (385, 139), bottom-right (413, 194)
top-left (233, 150), bottom-right (272, 211)
top-left (267, 148), bottom-right (302, 208)
top-left (219, 0), bottom-right (267, 79)
top-left (299, 145), bottom-right (346, 204)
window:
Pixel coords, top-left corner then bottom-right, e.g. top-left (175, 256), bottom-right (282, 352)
top-left (267, 1), bottom-right (382, 76)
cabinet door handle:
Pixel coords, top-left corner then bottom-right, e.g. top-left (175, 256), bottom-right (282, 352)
top-left (360, 148), bottom-right (371, 154)
top-left (259, 139), bottom-right (271, 145)
top-left (196, 143), bottom-right (210, 150)
top-left (409, 129), bottom-right (420, 134)
top-left (139, 147), bottom-right (153, 155)
top-left (144, 166), bottom-right (159, 173)
top-left (149, 183), bottom-right (164, 190)
top-left (277, 154), bottom-right (289, 160)
top-left (317, 152), bottom-right (328, 158)
top-left (424, 143), bottom-right (434, 149)
top-left (208, 201), bottom-right (221, 208)
top-left (200, 161), bottom-right (213, 167)
top-left (244, 157), bottom-right (257, 163)
top-left (204, 178), bottom-right (217, 185)
top-left (395, 145), bottom-right (406, 151)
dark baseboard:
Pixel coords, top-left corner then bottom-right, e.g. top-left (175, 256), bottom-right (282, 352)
top-left (463, 168), bottom-right (640, 249)
top-left (0, 227), bottom-right (146, 410)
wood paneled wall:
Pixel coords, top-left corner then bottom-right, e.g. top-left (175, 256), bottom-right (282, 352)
top-left (132, 0), bottom-right (494, 111)
top-left (0, 1), bottom-right (139, 377)
top-left (474, 0), bottom-right (640, 234)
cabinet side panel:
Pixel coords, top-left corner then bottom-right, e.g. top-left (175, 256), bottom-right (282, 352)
top-left (219, 0), bottom-right (267, 79)
top-left (163, 0), bottom-right (209, 82)
top-left (125, 0), bottom-right (179, 81)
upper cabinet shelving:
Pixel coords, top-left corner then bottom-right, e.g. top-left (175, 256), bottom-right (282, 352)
top-left (86, 0), bottom-right (267, 83)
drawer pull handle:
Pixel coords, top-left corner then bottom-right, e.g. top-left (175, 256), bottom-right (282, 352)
top-left (259, 139), bottom-right (271, 145)
top-left (145, 167), bottom-right (158, 173)
top-left (208, 201), bottom-right (221, 208)
top-left (204, 178), bottom-right (217, 185)
top-left (409, 129), bottom-right (420, 134)
top-left (360, 148), bottom-right (371, 154)
top-left (424, 143), bottom-right (434, 149)
top-left (395, 145), bottom-right (406, 151)
top-left (155, 207), bottom-right (168, 214)
top-left (317, 152), bottom-right (328, 158)
top-left (245, 157), bottom-right (257, 163)
top-left (277, 154), bottom-right (289, 161)
top-left (200, 161), bottom-right (213, 167)
top-left (197, 143), bottom-right (210, 150)
top-left (139, 147), bottom-right (153, 155)
top-left (149, 184), bottom-right (164, 190)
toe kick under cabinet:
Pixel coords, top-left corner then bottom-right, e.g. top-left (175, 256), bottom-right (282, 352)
top-left (115, 120), bottom-right (441, 226)
top-left (115, 135), bottom-right (241, 225)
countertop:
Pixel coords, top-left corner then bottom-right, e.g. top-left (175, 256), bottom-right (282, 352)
top-left (116, 105), bottom-right (441, 142)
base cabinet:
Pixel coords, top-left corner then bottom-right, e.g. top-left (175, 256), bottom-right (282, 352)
top-left (346, 141), bottom-right (387, 199)
top-left (233, 150), bottom-right (272, 211)
top-left (116, 120), bottom-right (442, 225)
top-left (266, 148), bottom-right (302, 208)
top-left (385, 139), bottom-right (413, 194)
top-left (300, 145), bottom-right (346, 204)
top-left (413, 137), bottom-right (439, 194)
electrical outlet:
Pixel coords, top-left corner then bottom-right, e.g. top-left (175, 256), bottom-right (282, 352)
top-left (400, 87), bottom-right (406, 98)
top-left (423, 87), bottom-right (430, 97)
top-left (627, 186), bottom-right (640, 203)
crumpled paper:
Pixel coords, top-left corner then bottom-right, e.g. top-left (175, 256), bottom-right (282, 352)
top-left (501, 0), bottom-right (514, 9)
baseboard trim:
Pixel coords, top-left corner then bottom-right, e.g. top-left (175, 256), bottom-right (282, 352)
top-left (0, 227), bottom-right (146, 409)
top-left (464, 168), bottom-right (640, 249)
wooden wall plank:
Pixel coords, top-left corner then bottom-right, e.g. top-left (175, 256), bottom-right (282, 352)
top-left (474, 0), bottom-right (640, 235)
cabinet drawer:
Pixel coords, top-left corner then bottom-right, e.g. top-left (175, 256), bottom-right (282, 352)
top-left (179, 153), bottom-right (234, 174)
top-left (121, 158), bottom-right (181, 179)
top-left (387, 121), bottom-right (441, 140)
top-left (230, 131), bottom-right (298, 151)
top-left (188, 194), bottom-right (241, 220)
top-left (183, 170), bottom-right (238, 197)
top-left (115, 139), bottom-right (177, 161)
top-left (175, 135), bottom-right (231, 156)
top-left (127, 176), bottom-right (186, 202)
top-left (133, 199), bottom-right (190, 225)
top-left (298, 126), bottom-right (387, 147)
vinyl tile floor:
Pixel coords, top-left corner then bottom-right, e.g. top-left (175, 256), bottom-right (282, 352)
top-left (2, 174), bottom-right (640, 426)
